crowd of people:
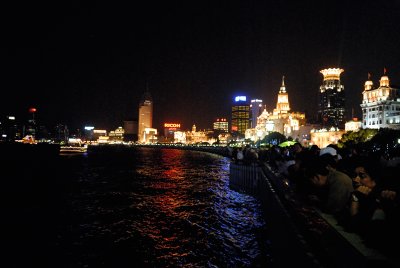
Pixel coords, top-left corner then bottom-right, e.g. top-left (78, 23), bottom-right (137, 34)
top-left (229, 142), bottom-right (400, 257)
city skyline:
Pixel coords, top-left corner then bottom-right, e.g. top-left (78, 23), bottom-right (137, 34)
top-left (3, 1), bottom-right (400, 131)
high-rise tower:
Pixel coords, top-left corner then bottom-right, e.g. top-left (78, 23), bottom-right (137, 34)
top-left (318, 68), bottom-right (345, 129)
top-left (250, 99), bottom-right (263, 128)
top-left (231, 96), bottom-right (250, 136)
top-left (138, 89), bottom-right (153, 143)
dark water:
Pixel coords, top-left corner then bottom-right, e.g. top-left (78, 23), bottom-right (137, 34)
top-left (2, 145), bottom-right (272, 267)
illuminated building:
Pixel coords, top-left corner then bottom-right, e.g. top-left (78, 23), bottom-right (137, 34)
top-left (93, 129), bottom-right (107, 141)
top-left (109, 127), bottom-right (124, 142)
top-left (310, 127), bottom-right (345, 149)
top-left (244, 77), bottom-right (306, 141)
top-left (245, 77), bottom-right (306, 141)
top-left (231, 96), bottom-right (250, 136)
top-left (218, 133), bottom-right (232, 144)
top-left (138, 90), bottom-right (153, 143)
top-left (144, 128), bottom-right (158, 143)
top-left (345, 118), bottom-right (362, 132)
top-left (174, 131), bottom-right (186, 143)
top-left (213, 118), bottom-right (228, 133)
top-left (250, 99), bottom-right (263, 128)
top-left (186, 124), bottom-right (212, 144)
top-left (98, 136), bottom-right (109, 144)
top-left (164, 123), bottom-right (181, 141)
top-left (273, 77), bottom-right (290, 115)
top-left (174, 124), bottom-right (215, 144)
top-left (318, 68), bottom-right (346, 129)
top-left (360, 70), bottom-right (400, 129)
top-left (245, 108), bottom-right (270, 141)
top-left (84, 126), bottom-right (94, 141)
top-left (268, 77), bottom-right (305, 136)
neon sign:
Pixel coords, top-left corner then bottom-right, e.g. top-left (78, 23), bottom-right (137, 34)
top-left (164, 123), bottom-right (181, 128)
top-left (235, 96), bottom-right (246, 102)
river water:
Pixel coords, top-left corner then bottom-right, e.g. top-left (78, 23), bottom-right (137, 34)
top-left (28, 146), bottom-right (270, 267)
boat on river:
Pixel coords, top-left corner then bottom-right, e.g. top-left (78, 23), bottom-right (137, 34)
top-left (60, 138), bottom-right (88, 153)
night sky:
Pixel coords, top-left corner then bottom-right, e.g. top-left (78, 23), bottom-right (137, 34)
top-left (4, 1), bottom-right (400, 132)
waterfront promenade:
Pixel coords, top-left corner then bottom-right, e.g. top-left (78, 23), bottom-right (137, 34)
top-left (229, 161), bottom-right (400, 268)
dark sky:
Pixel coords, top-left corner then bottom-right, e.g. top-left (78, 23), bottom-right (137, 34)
top-left (3, 1), bottom-right (400, 132)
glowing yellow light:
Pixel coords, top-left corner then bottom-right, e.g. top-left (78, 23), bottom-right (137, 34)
top-left (320, 68), bottom-right (344, 81)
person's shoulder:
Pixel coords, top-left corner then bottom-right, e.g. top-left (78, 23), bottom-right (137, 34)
top-left (329, 169), bottom-right (353, 184)
top-left (330, 169), bottom-right (350, 177)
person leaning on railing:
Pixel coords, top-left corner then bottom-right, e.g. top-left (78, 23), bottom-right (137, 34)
top-left (346, 161), bottom-right (400, 255)
top-left (301, 156), bottom-right (354, 219)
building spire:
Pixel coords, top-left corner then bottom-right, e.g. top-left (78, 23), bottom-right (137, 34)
top-left (364, 73), bottom-right (373, 91)
top-left (384, 67), bottom-right (387, 75)
top-left (140, 80), bottom-right (153, 103)
top-left (279, 75), bottom-right (286, 93)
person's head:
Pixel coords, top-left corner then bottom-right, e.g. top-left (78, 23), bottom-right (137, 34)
top-left (319, 153), bottom-right (337, 170)
top-left (302, 159), bottom-right (329, 188)
top-left (352, 166), bottom-right (376, 189)
top-left (309, 145), bottom-right (320, 155)
top-left (293, 143), bottom-right (303, 153)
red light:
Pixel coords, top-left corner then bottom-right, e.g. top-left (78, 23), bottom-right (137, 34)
top-left (29, 108), bottom-right (37, 113)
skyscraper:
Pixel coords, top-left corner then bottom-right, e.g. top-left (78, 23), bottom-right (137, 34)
top-left (318, 68), bottom-right (345, 129)
top-left (138, 90), bottom-right (153, 143)
top-left (250, 99), bottom-right (263, 128)
top-left (231, 96), bottom-right (250, 136)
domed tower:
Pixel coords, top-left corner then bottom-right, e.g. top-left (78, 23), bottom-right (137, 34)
top-left (274, 76), bottom-right (291, 115)
top-left (360, 68), bottom-right (400, 129)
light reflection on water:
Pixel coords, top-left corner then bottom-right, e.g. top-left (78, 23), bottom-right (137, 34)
top-left (57, 147), bottom-right (271, 267)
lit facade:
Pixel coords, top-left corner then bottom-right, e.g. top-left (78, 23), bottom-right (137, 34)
top-left (93, 129), bottom-right (107, 140)
top-left (267, 77), bottom-right (305, 136)
top-left (144, 128), bottom-right (158, 143)
top-left (250, 99), bottom-right (263, 128)
top-left (218, 133), bottom-right (232, 144)
top-left (318, 68), bottom-right (346, 129)
top-left (174, 124), bottom-right (215, 144)
top-left (185, 125), bottom-right (214, 144)
top-left (245, 77), bottom-right (305, 141)
top-left (345, 119), bottom-right (362, 132)
top-left (138, 91), bottom-right (153, 143)
top-left (174, 131), bottom-right (186, 144)
top-left (310, 127), bottom-right (345, 148)
top-left (231, 96), bottom-right (250, 136)
top-left (360, 72), bottom-right (400, 129)
top-left (213, 118), bottom-right (228, 133)
top-left (273, 77), bottom-right (290, 115)
top-left (109, 126), bottom-right (124, 142)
